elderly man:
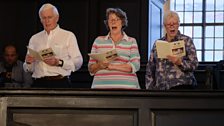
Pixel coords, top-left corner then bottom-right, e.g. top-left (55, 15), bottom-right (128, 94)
top-left (0, 44), bottom-right (32, 88)
top-left (145, 11), bottom-right (198, 90)
top-left (24, 3), bottom-right (83, 88)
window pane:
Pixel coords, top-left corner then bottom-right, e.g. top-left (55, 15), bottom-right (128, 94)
top-left (215, 26), bottom-right (223, 37)
top-left (185, 0), bottom-right (193, 11)
top-left (206, 0), bottom-right (215, 11)
top-left (205, 38), bottom-right (214, 49)
top-left (176, 0), bottom-right (184, 11)
top-left (215, 38), bottom-right (224, 50)
top-left (184, 26), bottom-right (192, 37)
top-left (170, 0), bottom-right (175, 10)
top-left (206, 12), bottom-right (214, 23)
top-left (205, 51), bottom-right (213, 61)
top-left (184, 12), bottom-right (193, 23)
top-left (169, 0), bottom-right (223, 62)
top-left (194, 0), bottom-right (203, 11)
top-left (216, 0), bottom-right (224, 11)
top-left (194, 12), bottom-right (202, 23)
top-left (215, 51), bottom-right (223, 61)
top-left (179, 26), bottom-right (184, 33)
top-left (177, 12), bottom-right (184, 23)
top-left (193, 26), bottom-right (202, 37)
top-left (206, 26), bottom-right (214, 37)
top-left (197, 51), bottom-right (202, 61)
top-left (193, 38), bottom-right (202, 50)
top-left (215, 12), bottom-right (224, 23)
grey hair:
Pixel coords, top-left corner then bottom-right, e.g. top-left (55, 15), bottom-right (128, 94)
top-left (39, 3), bottom-right (59, 18)
top-left (163, 11), bottom-right (180, 25)
top-left (104, 8), bottom-right (128, 31)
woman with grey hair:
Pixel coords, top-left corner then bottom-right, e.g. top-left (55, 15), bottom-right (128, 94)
top-left (88, 8), bottom-right (141, 89)
top-left (145, 10), bottom-right (198, 90)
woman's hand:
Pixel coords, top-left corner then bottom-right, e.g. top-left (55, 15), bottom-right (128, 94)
top-left (89, 60), bottom-right (109, 74)
top-left (167, 55), bottom-right (182, 65)
top-left (107, 63), bottom-right (132, 73)
top-left (98, 60), bottom-right (109, 69)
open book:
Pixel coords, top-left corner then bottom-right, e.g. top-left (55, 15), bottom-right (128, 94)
top-left (88, 49), bottom-right (118, 62)
top-left (27, 47), bottom-right (55, 61)
top-left (156, 40), bottom-right (186, 59)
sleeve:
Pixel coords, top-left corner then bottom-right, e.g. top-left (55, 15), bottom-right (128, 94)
top-left (61, 33), bottom-right (83, 72)
top-left (23, 63), bottom-right (34, 73)
top-left (145, 43), bottom-right (156, 90)
top-left (23, 36), bottom-right (35, 72)
top-left (128, 38), bottom-right (140, 73)
top-left (178, 37), bottom-right (198, 72)
top-left (88, 38), bottom-right (98, 76)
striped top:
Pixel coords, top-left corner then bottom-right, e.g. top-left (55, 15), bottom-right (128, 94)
top-left (88, 32), bottom-right (141, 89)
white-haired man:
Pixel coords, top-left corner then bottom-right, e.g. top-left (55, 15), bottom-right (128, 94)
top-left (24, 3), bottom-right (83, 88)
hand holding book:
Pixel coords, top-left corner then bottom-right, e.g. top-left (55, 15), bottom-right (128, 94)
top-left (167, 55), bottom-right (182, 65)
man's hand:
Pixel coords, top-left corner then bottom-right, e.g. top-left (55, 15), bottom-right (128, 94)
top-left (167, 55), bottom-right (182, 65)
top-left (25, 55), bottom-right (35, 64)
top-left (43, 56), bottom-right (59, 66)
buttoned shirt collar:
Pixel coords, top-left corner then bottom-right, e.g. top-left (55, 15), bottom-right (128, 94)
top-left (104, 32), bottom-right (129, 41)
top-left (44, 25), bottom-right (60, 36)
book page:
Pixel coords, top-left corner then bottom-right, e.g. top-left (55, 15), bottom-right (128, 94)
top-left (88, 53), bottom-right (107, 62)
top-left (170, 40), bottom-right (186, 57)
top-left (156, 40), bottom-right (186, 59)
top-left (27, 47), bottom-right (42, 60)
top-left (156, 40), bottom-right (172, 58)
top-left (39, 48), bottom-right (55, 59)
top-left (104, 49), bottom-right (118, 62)
top-left (27, 47), bottom-right (55, 61)
top-left (88, 49), bottom-right (118, 62)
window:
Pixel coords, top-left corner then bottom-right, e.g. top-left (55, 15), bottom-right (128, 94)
top-left (170, 0), bottom-right (224, 61)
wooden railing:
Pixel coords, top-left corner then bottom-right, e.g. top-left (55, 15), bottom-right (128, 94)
top-left (1, 89), bottom-right (224, 126)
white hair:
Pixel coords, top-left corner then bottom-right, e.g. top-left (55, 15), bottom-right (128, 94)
top-left (163, 11), bottom-right (180, 25)
top-left (39, 3), bottom-right (59, 18)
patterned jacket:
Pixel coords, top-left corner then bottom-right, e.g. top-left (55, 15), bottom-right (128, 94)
top-left (145, 31), bottom-right (198, 90)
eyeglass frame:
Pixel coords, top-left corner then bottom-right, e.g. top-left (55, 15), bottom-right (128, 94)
top-left (165, 22), bottom-right (179, 28)
top-left (108, 18), bottom-right (121, 23)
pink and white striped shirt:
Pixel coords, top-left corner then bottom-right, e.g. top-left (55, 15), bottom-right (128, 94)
top-left (88, 32), bottom-right (140, 89)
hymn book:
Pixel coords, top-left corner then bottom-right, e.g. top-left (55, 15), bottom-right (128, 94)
top-left (156, 40), bottom-right (186, 59)
top-left (27, 47), bottom-right (56, 61)
top-left (88, 49), bottom-right (118, 62)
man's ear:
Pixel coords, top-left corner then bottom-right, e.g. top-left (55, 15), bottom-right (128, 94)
top-left (56, 15), bottom-right (59, 22)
